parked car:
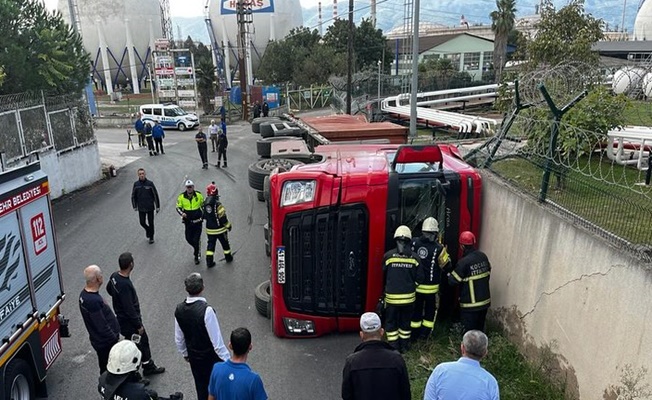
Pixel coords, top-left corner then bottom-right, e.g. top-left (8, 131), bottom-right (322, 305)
top-left (140, 104), bottom-right (199, 131)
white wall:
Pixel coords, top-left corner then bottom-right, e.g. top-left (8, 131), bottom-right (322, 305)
top-left (35, 143), bottom-right (102, 199)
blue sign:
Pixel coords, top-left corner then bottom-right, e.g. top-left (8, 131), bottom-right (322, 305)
top-left (221, 0), bottom-right (275, 15)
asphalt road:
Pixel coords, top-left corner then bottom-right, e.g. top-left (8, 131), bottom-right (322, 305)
top-left (45, 121), bottom-right (359, 399)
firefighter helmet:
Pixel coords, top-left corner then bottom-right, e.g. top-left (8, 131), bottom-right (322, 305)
top-left (422, 217), bottom-right (439, 233)
top-left (107, 340), bottom-right (142, 375)
top-left (394, 225), bottom-right (412, 241)
top-left (185, 179), bottom-right (194, 187)
top-left (459, 231), bottom-right (476, 246)
top-left (206, 182), bottom-right (218, 196)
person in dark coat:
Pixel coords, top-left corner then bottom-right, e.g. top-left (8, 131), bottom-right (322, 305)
top-left (80, 265), bottom-right (120, 374)
top-left (152, 121), bottom-right (165, 155)
top-left (144, 121), bottom-right (155, 156)
top-left (134, 114), bottom-right (145, 147)
top-left (216, 129), bottom-right (228, 168)
top-left (252, 101), bottom-right (261, 119)
top-left (195, 127), bottom-right (209, 169)
top-left (261, 101), bottom-right (269, 117)
top-left (131, 168), bottom-right (160, 244)
top-left (341, 312), bottom-right (411, 400)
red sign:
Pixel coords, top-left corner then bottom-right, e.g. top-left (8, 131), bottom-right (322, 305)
top-left (30, 212), bottom-right (48, 255)
top-left (0, 182), bottom-right (49, 218)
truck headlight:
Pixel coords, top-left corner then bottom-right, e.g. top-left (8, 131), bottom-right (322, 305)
top-left (281, 180), bottom-right (316, 206)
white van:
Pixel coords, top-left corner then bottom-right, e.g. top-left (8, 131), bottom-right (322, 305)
top-left (140, 104), bottom-right (199, 131)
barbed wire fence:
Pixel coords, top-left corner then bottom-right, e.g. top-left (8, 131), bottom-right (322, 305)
top-left (0, 91), bottom-right (95, 166)
top-left (464, 62), bottom-right (652, 262)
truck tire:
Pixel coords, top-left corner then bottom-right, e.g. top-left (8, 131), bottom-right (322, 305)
top-left (5, 359), bottom-right (35, 400)
top-left (263, 175), bottom-right (271, 201)
top-left (260, 122), bottom-right (298, 138)
top-left (256, 191), bottom-right (265, 202)
top-left (248, 158), bottom-right (303, 191)
top-left (273, 127), bottom-right (305, 138)
top-left (254, 280), bottom-right (271, 319)
top-left (252, 117), bottom-right (280, 134)
top-left (256, 136), bottom-right (303, 158)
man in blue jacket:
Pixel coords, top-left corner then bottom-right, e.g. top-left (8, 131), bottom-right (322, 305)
top-left (134, 114), bottom-right (145, 147)
top-left (152, 121), bottom-right (165, 155)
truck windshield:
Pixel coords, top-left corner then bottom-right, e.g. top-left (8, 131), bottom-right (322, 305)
top-left (385, 152), bottom-right (441, 174)
top-left (398, 178), bottom-right (447, 232)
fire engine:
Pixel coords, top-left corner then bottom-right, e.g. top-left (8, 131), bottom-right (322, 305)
top-left (0, 162), bottom-right (68, 398)
top-left (261, 144), bottom-right (481, 337)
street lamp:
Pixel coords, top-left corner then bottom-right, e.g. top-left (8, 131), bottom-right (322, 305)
top-left (377, 60), bottom-right (382, 100)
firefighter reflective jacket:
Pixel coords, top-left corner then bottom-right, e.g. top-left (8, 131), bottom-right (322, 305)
top-left (202, 195), bottom-right (231, 235)
top-left (411, 236), bottom-right (451, 295)
top-left (448, 249), bottom-right (491, 311)
top-left (176, 191), bottom-right (204, 222)
top-left (382, 250), bottom-right (421, 305)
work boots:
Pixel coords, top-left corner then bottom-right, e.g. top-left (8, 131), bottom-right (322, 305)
top-left (225, 253), bottom-right (234, 262)
top-left (206, 255), bottom-right (216, 268)
top-left (142, 360), bottom-right (165, 376)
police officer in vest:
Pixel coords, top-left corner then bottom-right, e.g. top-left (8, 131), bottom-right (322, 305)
top-left (98, 340), bottom-right (183, 400)
top-left (448, 231), bottom-right (491, 333)
top-left (382, 225), bottom-right (422, 353)
top-left (176, 180), bottom-right (204, 265)
top-left (410, 217), bottom-right (451, 340)
top-left (202, 182), bottom-right (233, 267)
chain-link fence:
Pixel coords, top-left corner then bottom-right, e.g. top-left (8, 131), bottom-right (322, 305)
top-left (0, 91), bottom-right (95, 162)
top-left (465, 63), bottom-right (652, 262)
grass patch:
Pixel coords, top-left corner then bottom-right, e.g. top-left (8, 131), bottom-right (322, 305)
top-left (404, 323), bottom-right (568, 400)
top-left (624, 100), bottom-right (652, 126)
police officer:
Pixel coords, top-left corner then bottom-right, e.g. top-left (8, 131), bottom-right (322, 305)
top-left (203, 182), bottom-right (233, 267)
top-left (382, 225), bottom-right (422, 353)
top-left (98, 341), bottom-right (183, 400)
top-left (448, 231), bottom-right (491, 333)
top-left (176, 180), bottom-right (204, 265)
top-left (410, 217), bottom-right (451, 340)
top-left (144, 121), bottom-right (155, 156)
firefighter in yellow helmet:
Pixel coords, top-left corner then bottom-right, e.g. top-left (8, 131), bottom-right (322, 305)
top-left (382, 225), bottom-right (422, 353)
top-left (410, 217), bottom-right (451, 340)
top-left (202, 182), bottom-right (233, 267)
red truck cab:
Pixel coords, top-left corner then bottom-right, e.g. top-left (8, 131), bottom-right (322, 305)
top-left (266, 144), bottom-right (481, 337)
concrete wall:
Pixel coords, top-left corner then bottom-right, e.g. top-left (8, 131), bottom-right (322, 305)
top-left (481, 172), bottom-right (652, 399)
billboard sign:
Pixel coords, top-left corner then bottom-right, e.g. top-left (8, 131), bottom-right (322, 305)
top-left (221, 0), bottom-right (275, 14)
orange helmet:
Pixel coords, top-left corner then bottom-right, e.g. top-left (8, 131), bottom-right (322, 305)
top-left (206, 182), bottom-right (218, 196)
top-left (459, 231), bottom-right (476, 246)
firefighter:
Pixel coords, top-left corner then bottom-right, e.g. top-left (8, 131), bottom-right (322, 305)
top-left (382, 225), bottom-right (422, 354)
top-left (448, 231), bottom-right (491, 334)
top-left (410, 217), bottom-right (451, 340)
top-left (202, 182), bottom-right (233, 267)
top-left (176, 180), bottom-right (204, 265)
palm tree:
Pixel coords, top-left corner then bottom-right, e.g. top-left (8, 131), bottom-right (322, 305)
top-left (490, 0), bottom-right (517, 83)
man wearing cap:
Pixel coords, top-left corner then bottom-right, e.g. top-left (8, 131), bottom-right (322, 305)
top-left (341, 312), bottom-right (411, 400)
top-left (175, 273), bottom-right (231, 400)
top-left (423, 330), bottom-right (499, 400)
top-left (176, 180), bottom-right (205, 264)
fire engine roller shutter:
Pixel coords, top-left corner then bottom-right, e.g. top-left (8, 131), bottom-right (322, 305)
top-left (282, 205), bottom-right (368, 316)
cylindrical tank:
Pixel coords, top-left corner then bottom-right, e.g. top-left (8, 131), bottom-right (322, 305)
top-left (208, 0), bottom-right (303, 77)
top-left (612, 67), bottom-right (646, 94)
top-left (634, 0), bottom-right (652, 40)
top-left (643, 72), bottom-right (652, 97)
top-left (57, 0), bottom-right (163, 94)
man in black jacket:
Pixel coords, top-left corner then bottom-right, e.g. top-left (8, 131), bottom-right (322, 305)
top-left (107, 252), bottom-right (165, 377)
top-left (131, 168), bottom-right (160, 244)
top-left (80, 265), bottom-right (120, 374)
top-left (341, 312), bottom-right (411, 400)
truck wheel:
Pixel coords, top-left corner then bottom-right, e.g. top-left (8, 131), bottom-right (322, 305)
top-left (256, 136), bottom-right (303, 158)
top-left (260, 122), bottom-right (298, 138)
top-left (273, 127), bottom-right (305, 138)
top-left (252, 117), bottom-right (280, 134)
top-left (254, 280), bottom-right (271, 319)
top-left (247, 158), bottom-right (303, 191)
top-left (5, 359), bottom-right (34, 400)
top-left (178, 123), bottom-right (187, 131)
top-left (256, 191), bottom-right (265, 202)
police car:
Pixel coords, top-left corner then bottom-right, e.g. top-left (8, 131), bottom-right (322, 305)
top-left (140, 104), bottom-right (199, 131)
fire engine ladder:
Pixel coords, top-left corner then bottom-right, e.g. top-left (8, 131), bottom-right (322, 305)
top-left (400, 0), bottom-right (414, 99)
top-left (204, 1), bottom-right (230, 90)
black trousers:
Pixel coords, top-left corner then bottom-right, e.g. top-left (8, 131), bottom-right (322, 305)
top-left (137, 131), bottom-right (145, 146)
top-left (206, 233), bottom-right (231, 263)
top-left (154, 138), bottom-right (164, 154)
top-left (138, 210), bottom-right (154, 239)
top-left (94, 343), bottom-right (116, 374)
top-left (185, 222), bottom-right (203, 257)
top-left (197, 144), bottom-right (208, 166)
top-left (189, 356), bottom-right (221, 400)
top-left (217, 148), bottom-right (227, 165)
top-left (385, 302), bottom-right (414, 347)
top-left (121, 329), bottom-right (152, 363)
top-left (460, 308), bottom-right (488, 334)
top-left (146, 136), bottom-right (155, 153)
top-left (411, 292), bottom-right (437, 337)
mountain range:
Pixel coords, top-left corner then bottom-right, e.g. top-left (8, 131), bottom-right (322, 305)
top-left (173, 0), bottom-right (641, 44)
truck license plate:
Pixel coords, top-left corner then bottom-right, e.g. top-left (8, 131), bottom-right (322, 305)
top-left (277, 246), bottom-right (286, 284)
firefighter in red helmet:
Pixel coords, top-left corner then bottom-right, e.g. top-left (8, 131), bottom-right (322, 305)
top-left (202, 182), bottom-right (233, 267)
top-left (447, 231), bottom-right (491, 334)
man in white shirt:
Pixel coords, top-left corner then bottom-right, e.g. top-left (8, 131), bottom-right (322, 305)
top-left (208, 119), bottom-right (220, 153)
top-left (175, 273), bottom-right (230, 400)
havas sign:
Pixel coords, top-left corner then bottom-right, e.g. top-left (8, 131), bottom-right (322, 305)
top-left (221, 0), bottom-right (275, 14)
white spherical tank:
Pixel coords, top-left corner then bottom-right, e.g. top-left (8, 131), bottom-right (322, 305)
top-left (57, 0), bottom-right (164, 94)
top-left (643, 73), bottom-right (652, 97)
top-left (208, 0), bottom-right (303, 77)
top-left (634, 0), bottom-right (652, 40)
top-left (612, 67), bottom-right (646, 95)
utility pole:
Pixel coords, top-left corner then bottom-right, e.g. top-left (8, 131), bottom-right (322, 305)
top-left (346, 0), bottom-right (354, 114)
top-left (237, 0), bottom-right (250, 121)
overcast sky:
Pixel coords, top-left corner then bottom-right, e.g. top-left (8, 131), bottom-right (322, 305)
top-left (45, 0), bottom-right (320, 17)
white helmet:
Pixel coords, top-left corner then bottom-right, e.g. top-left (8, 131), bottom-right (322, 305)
top-left (185, 179), bottom-right (194, 187)
top-left (394, 225), bottom-right (412, 240)
top-left (107, 341), bottom-right (142, 375)
top-left (422, 217), bottom-right (439, 233)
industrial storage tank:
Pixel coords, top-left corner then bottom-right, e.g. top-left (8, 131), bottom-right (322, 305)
top-left (634, 0), bottom-right (652, 40)
top-left (612, 67), bottom-right (646, 95)
top-left (208, 0), bottom-right (303, 84)
top-left (57, 0), bottom-right (164, 94)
